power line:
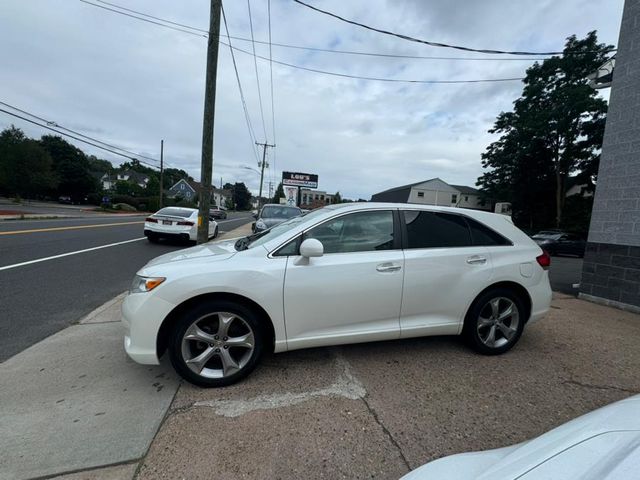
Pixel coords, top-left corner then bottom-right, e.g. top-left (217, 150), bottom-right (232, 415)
top-left (223, 41), bottom-right (524, 84)
top-left (78, 0), bottom-right (552, 62)
top-left (0, 101), bottom-right (162, 165)
top-left (0, 108), bottom-right (160, 169)
top-left (80, 0), bottom-right (525, 84)
top-left (267, 0), bottom-right (277, 181)
top-left (220, 4), bottom-right (262, 165)
top-left (247, 0), bottom-right (268, 143)
top-left (79, 0), bottom-right (205, 37)
top-left (291, 0), bottom-right (615, 56)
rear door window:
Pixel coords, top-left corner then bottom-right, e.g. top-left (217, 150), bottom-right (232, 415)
top-left (403, 211), bottom-right (471, 248)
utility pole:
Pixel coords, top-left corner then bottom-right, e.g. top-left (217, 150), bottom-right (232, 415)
top-left (268, 181), bottom-right (274, 200)
top-left (159, 139), bottom-right (164, 208)
top-left (255, 142), bottom-right (275, 210)
top-left (197, 0), bottom-right (222, 244)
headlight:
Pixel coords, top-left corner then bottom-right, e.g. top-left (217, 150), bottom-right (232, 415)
top-left (130, 275), bottom-right (166, 293)
top-left (256, 219), bottom-right (267, 229)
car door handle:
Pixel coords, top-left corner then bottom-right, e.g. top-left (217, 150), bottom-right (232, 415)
top-left (376, 263), bottom-right (402, 272)
top-left (466, 256), bottom-right (487, 265)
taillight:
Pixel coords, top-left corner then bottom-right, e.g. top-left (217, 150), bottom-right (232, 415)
top-left (146, 217), bottom-right (157, 223)
top-left (536, 251), bottom-right (551, 270)
top-left (177, 221), bottom-right (194, 226)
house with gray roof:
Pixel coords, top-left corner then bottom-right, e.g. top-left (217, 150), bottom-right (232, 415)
top-left (371, 178), bottom-right (490, 211)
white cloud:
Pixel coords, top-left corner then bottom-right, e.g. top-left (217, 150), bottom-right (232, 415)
top-left (0, 0), bottom-right (624, 198)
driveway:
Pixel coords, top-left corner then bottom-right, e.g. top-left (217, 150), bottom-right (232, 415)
top-left (136, 294), bottom-right (640, 479)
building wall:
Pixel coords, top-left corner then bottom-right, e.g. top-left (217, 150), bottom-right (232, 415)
top-left (580, 0), bottom-right (640, 310)
top-left (457, 194), bottom-right (490, 210)
top-left (408, 179), bottom-right (458, 206)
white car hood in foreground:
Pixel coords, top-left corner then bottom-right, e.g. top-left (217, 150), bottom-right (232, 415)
top-left (144, 239), bottom-right (239, 267)
top-left (402, 395), bottom-right (640, 480)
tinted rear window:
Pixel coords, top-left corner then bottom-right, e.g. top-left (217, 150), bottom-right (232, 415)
top-left (261, 206), bottom-right (301, 219)
top-left (403, 211), bottom-right (471, 248)
top-left (156, 208), bottom-right (193, 218)
top-left (466, 217), bottom-right (511, 246)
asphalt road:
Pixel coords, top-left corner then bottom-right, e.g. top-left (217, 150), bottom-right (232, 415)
top-left (0, 212), bottom-right (252, 361)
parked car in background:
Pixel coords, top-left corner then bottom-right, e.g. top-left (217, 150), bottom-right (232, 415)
top-left (531, 231), bottom-right (586, 257)
top-left (123, 203), bottom-right (552, 388)
top-left (144, 207), bottom-right (218, 243)
top-left (252, 204), bottom-right (302, 233)
top-left (58, 195), bottom-right (72, 204)
top-left (209, 207), bottom-right (227, 220)
top-left (402, 394), bottom-right (640, 479)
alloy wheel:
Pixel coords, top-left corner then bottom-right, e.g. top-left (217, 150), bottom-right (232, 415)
top-left (180, 312), bottom-right (255, 379)
top-left (477, 297), bottom-right (520, 349)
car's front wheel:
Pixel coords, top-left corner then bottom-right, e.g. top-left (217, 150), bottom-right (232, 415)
top-left (168, 301), bottom-right (264, 387)
top-left (463, 289), bottom-right (525, 355)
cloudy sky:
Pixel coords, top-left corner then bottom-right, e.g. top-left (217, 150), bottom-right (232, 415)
top-left (0, 0), bottom-right (624, 199)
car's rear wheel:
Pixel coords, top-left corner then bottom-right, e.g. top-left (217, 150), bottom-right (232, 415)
top-left (147, 233), bottom-right (159, 243)
top-left (214, 226), bottom-right (219, 238)
top-left (168, 301), bottom-right (264, 387)
top-left (463, 288), bottom-right (525, 355)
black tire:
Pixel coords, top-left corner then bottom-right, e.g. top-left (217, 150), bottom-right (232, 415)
top-left (214, 226), bottom-right (219, 238)
top-left (168, 300), bottom-right (265, 387)
top-left (147, 234), bottom-right (159, 243)
top-left (463, 288), bottom-right (526, 355)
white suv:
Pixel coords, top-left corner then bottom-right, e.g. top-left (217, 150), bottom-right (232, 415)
top-left (123, 203), bottom-right (552, 387)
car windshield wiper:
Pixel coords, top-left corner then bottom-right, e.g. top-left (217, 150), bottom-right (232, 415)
top-left (235, 230), bottom-right (270, 251)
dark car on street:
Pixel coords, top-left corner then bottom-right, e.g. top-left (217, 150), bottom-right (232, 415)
top-left (209, 207), bottom-right (227, 220)
top-left (531, 231), bottom-right (586, 257)
top-left (252, 204), bottom-right (302, 233)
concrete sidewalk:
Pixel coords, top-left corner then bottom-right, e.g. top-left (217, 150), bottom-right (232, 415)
top-left (0, 224), bottom-right (252, 480)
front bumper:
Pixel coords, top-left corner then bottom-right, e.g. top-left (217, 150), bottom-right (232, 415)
top-left (122, 291), bottom-right (176, 365)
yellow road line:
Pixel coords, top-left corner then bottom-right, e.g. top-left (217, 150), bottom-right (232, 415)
top-left (0, 221), bottom-right (145, 236)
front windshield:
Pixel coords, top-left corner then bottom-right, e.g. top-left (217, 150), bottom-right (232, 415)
top-left (247, 208), bottom-right (326, 250)
top-left (261, 206), bottom-right (301, 219)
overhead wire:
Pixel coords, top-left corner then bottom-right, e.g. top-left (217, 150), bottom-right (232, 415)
top-left (0, 101), bottom-right (163, 166)
top-left (79, 0), bottom-right (526, 84)
top-left (267, 0), bottom-right (277, 186)
top-left (246, 0), bottom-right (269, 144)
top-left (220, 3), bottom-right (262, 165)
top-left (78, 0), bottom-right (553, 61)
top-left (291, 0), bottom-right (616, 56)
top-left (0, 108), bottom-right (160, 169)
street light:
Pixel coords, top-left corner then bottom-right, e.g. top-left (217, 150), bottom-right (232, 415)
top-left (241, 166), bottom-right (263, 210)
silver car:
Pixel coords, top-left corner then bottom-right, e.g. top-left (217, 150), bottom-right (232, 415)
top-left (253, 204), bottom-right (302, 233)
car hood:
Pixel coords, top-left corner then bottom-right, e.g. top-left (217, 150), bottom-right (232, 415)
top-left (144, 239), bottom-right (238, 267)
top-left (260, 218), bottom-right (286, 228)
top-left (402, 395), bottom-right (640, 480)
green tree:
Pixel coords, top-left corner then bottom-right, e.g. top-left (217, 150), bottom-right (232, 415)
top-left (271, 182), bottom-right (285, 204)
top-left (333, 191), bottom-right (342, 204)
top-left (0, 127), bottom-right (58, 198)
top-left (86, 155), bottom-right (114, 173)
top-left (39, 135), bottom-right (99, 199)
top-left (232, 182), bottom-right (252, 210)
top-left (477, 32), bottom-right (612, 228)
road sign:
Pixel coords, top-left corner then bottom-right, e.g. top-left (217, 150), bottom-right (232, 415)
top-left (284, 186), bottom-right (298, 207)
top-left (282, 171), bottom-right (318, 188)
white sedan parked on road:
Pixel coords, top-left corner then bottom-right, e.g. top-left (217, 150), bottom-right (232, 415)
top-left (124, 203), bottom-right (552, 387)
top-left (144, 207), bottom-right (218, 243)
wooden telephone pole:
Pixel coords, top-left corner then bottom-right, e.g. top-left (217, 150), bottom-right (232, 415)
top-left (159, 139), bottom-right (164, 208)
top-left (255, 142), bottom-right (275, 209)
top-left (197, 0), bottom-right (222, 244)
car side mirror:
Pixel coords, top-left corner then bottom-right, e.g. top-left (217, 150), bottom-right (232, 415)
top-left (299, 238), bottom-right (324, 258)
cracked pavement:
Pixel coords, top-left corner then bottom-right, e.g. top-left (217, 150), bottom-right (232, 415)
top-left (133, 293), bottom-right (640, 480)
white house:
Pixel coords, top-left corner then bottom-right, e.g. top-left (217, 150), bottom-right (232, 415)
top-left (370, 178), bottom-right (490, 211)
